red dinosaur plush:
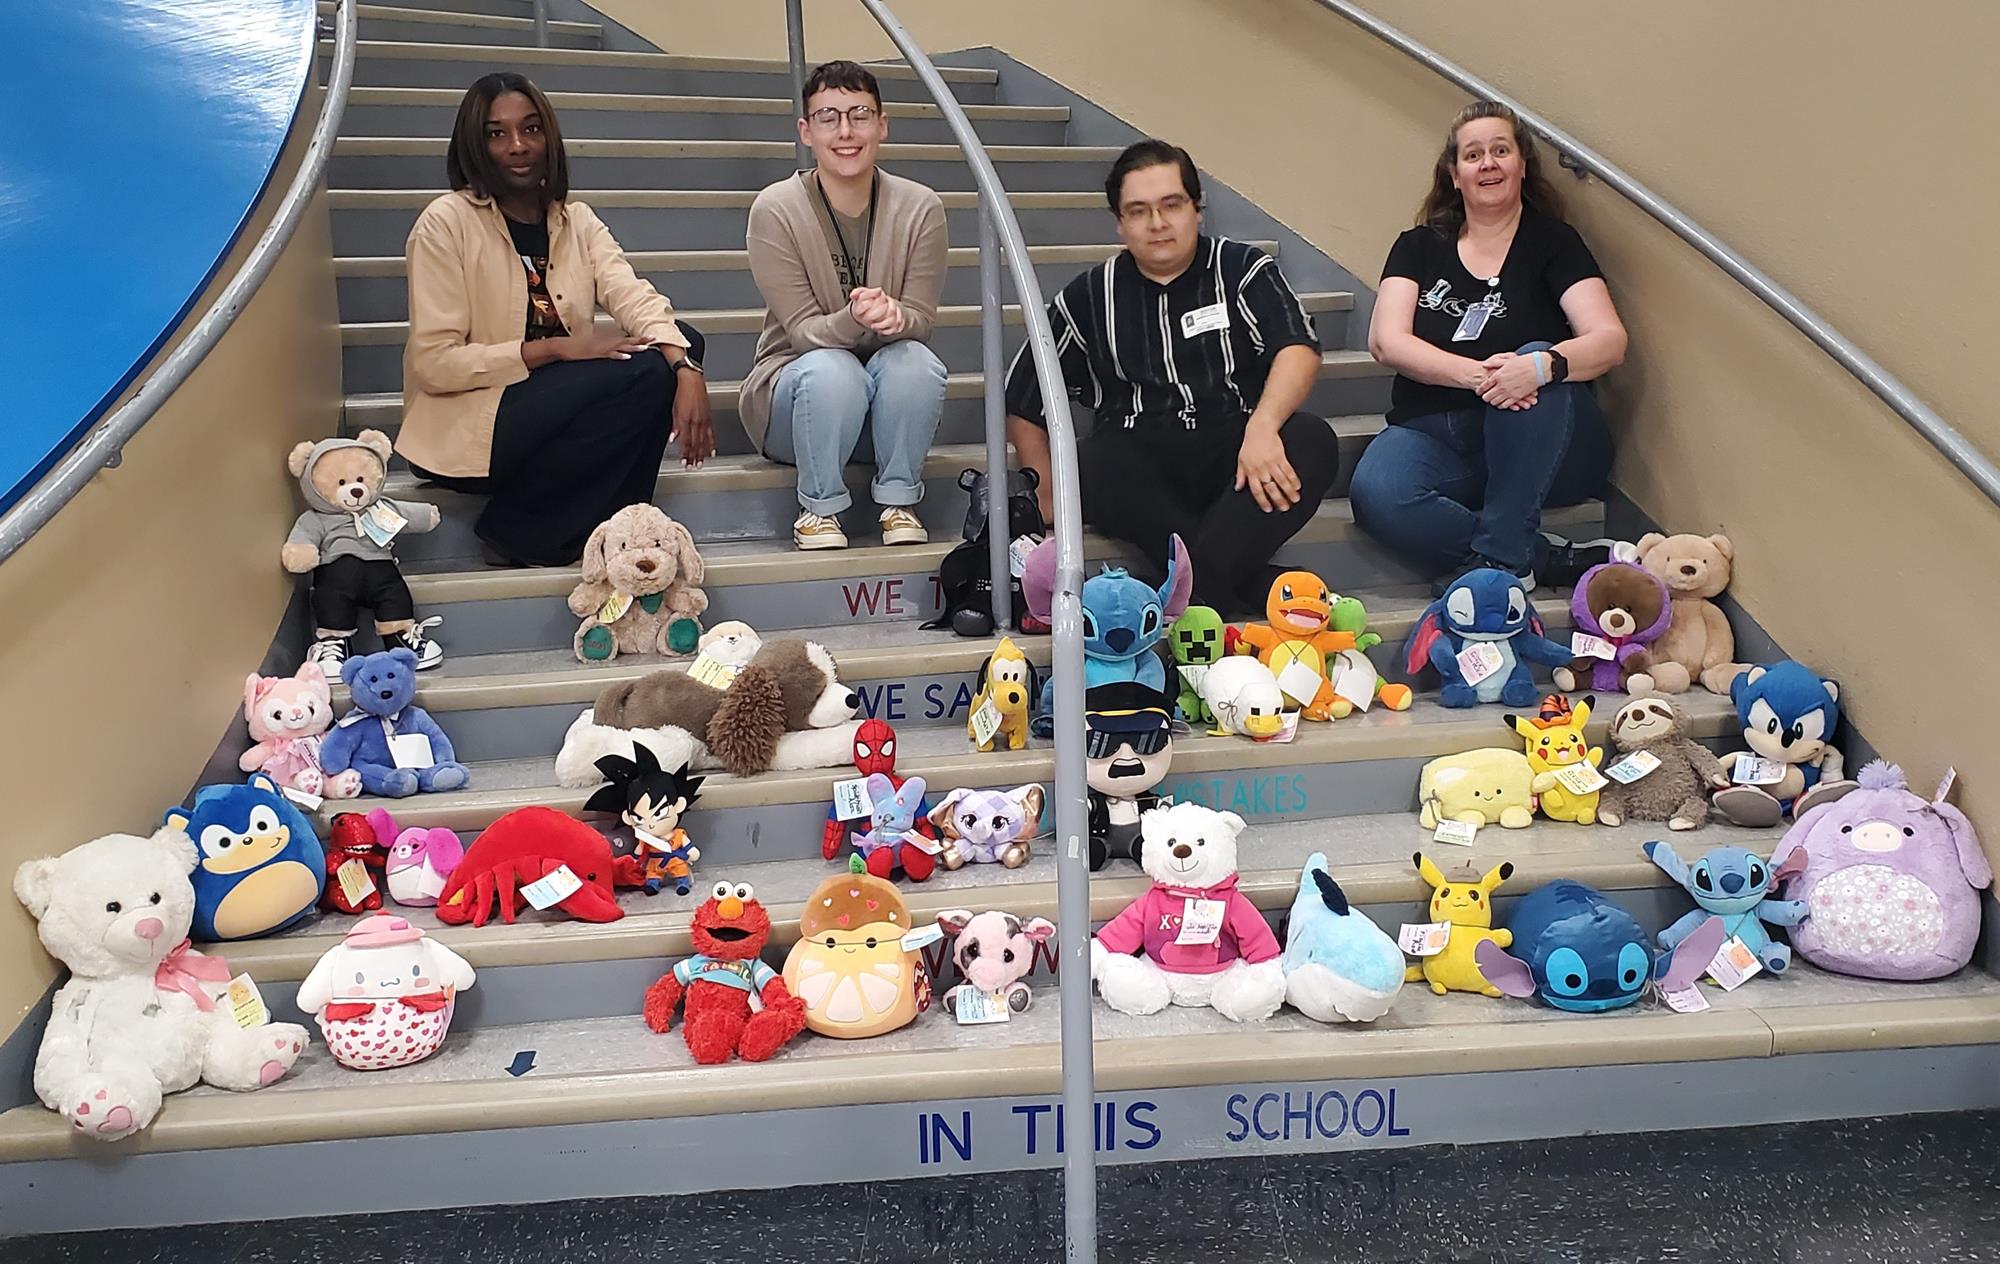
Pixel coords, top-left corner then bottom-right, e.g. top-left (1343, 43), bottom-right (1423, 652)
top-left (642, 881), bottom-right (805, 1064)
top-left (435, 807), bottom-right (624, 927)
top-left (320, 812), bottom-right (388, 915)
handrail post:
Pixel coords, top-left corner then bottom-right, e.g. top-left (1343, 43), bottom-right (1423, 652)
top-left (785, 0), bottom-right (809, 169)
top-left (978, 196), bottom-right (1011, 631)
top-left (531, 0), bottom-right (548, 47)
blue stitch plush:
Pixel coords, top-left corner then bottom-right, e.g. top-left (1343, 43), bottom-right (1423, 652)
top-left (1021, 533), bottom-right (1192, 736)
top-left (1402, 568), bottom-right (1572, 707)
top-left (1645, 841), bottom-right (1809, 974)
top-left (320, 648), bottom-right (469, 798)
top-left (165, 775), bottom-right (325, 942)
top-left (1474, 879), bottom-right (1727, 1013)
top-left (1712, 662), bottom-right (1852, 827)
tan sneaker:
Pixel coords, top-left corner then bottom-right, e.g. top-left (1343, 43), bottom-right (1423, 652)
top-left (793, 511), bottom-right (848, 550)
top-left (879, 506), bottom-right (928, 546)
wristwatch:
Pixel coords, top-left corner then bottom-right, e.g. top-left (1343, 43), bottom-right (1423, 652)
top-left (1545, 348), bottom-right (1569, 383)
top-left (673, 355), bottom-right (704, 376)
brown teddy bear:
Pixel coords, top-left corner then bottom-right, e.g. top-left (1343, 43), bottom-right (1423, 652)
top-left (566, 504), bottom-right (708, 664)
top-left (284, 430), bottom-right (443, 675)
top-left (1594, 695), bottom-right (1729, 831)
top-left (1632, 532), bottom-right (1745, 693)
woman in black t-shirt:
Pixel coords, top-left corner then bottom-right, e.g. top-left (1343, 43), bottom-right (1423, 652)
top-left (1349, 101), bottom-right (1628, 591)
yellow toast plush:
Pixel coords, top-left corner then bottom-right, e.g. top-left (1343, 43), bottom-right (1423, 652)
top-left (1405, 854), bottom-right (1515, 997)
top-left (1417, 748), bottom-right (1535, 830)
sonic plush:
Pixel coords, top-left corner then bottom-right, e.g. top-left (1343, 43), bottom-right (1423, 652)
top-left (1475, 880), bottom-right (1726, 1013)
top-left (1023, 533), bottom-right (1192, 736)
top-left (166, 776), bottom-right (326, 941)
top-left (1712, 662), bottom-right (1854, 827)
top-left (1402, 568), bottom-right (1572, 707)
top-left (1644, 842), bottom-right (1809, 975)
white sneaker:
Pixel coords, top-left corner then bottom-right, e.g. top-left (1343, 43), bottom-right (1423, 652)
top-left (879, 506), bottom-right (928, 546)
top-left (794, 511), bottom-right (848, 550)
top-left (305, 637), bottom-right (349, 680)
top-left (390, 616), bottom-right (446, 671)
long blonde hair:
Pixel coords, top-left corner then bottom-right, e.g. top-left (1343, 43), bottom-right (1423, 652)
top-left (1416, 101), bottom-right (1565, 237)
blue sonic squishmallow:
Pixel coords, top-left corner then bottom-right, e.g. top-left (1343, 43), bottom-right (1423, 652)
top-left (1645, 842), bottom-right (1809, 975)
top-left (1022, 533), bottom-right (1192, 736)
top-left (1474, 880), bottom-right (1725, 1013)
top-left (1402, 568), bottom-right (1572, 708)
top-left (1712, 662), bottom-right (1855, 828)
top-left (1281, 852), bottom-right (1403, 1022)
top-left (165, 775), bottom-right (325, 941)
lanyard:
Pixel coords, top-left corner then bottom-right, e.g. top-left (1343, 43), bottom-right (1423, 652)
top-left (815, 171), bottom-right (878, 288)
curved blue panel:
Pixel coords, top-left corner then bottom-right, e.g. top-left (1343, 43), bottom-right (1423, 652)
top-left (0, 0), bottom-right (316, 512)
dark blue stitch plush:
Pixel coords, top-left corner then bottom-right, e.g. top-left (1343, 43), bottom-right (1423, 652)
top-left (1474, 879), bottom-right (1726, 1013)
top-left (1402, 568), bottom-right (1571, 708)
top-left (320, 648), bottom-right (469, 798)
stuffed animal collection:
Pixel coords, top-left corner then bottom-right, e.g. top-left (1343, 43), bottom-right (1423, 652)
top-left (567, 504), bottom-right (708, 663)
top-left (968, 637), bottom-right (1036, 752)
top-left (240, 662), bottom-right (360, 801)
top-left (1085, 681), bottom-right (1173, 871)
top-left (937, 908), bottom-right (1055, 1018)
top-left (645, 881), bottom-right (806, 1062)
top-left (297, 913), bottom-right (476, 1070)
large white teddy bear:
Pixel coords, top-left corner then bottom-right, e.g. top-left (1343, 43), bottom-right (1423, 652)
top-left (1089, 802), bottom-right (1286, 1022)
top-left (13, 828), bottom-right (310, 1141)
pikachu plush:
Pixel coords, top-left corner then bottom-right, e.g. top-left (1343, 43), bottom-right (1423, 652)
top-left (1506, 694), bottom-right (1604, 824)
top-left (1406, 854), bottom-right (1515, 997)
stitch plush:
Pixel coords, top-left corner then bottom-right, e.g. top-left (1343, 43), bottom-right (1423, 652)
top-left (567, 504), bottom-right (707, 663)
top-left (166, 777), bottom-right (325, 942)
top-left (1232, 570), bottom-right (1361, 721)
top-left (1406, 855), bottom-right (1513, 997)
top-left (320, 648), bottom-right (469, 798)
top-left (1283, 852), bottom-right (1404, 1023)
top-left (1631, 532), bottom-right (1744, 694)
top-left (1023, 533), bottom-right (1192, 736)
top-left (1327, 595), bottom-right (1415, 712)
top-left (1417, 748), bottom-right (1536, 830)
top-left (240, 663), bottom-right (361, 801)
top-left (1475, 880), bottom-right (1727, 1013)
top-left (937, 908), bottom-right (1056, 1016)
top-left (847, 772), bottom-right (945, 882)
top-left (1402, 568), bottom-right (1572, 707)
top-left (645, 881), bottom-right (806, 1062)
top-left (1505, 694), bottom-right (1603, 824)
top-left (969, 637), bottom-right (1036, 752)
top-left (931, 784), bottom-right (1046, 870)
top-left (1168, 606), bottom-right (1228, 724)
top-left (1086, 681), bottom-right (1173, 871)
top-left (785, 871), bottom-right (932, 1038)
top-left (1645, 842), bottom-right (1809, 975)
top-left (1091, 803), bottom-right (1285, 1021)
top-left (13, 829), bottom-right (308, 1141)
top-left (584, 746), bottom-right (707, 895)
top-left (297, 913), bottom-right (476, 1070)
top-left (1595, 695), bottom-right (1728, 831)
top-left (1551, 561), bottom-right (1671, 695)
top-left (1772, 761), bottom-right (1992, 981)
top-left (1712, 662), bottom-right (1856, 828)
top-left (1198, 655), bottom-right (1289, 739)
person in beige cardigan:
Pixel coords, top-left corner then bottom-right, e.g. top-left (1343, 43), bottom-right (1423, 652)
top-left (400, 74), bottom-right (713, 567)
top-left (743, 61), bottom-right (949, 551)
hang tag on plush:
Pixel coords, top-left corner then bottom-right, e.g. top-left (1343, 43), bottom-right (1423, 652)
top-left (954, 986), bottom-right (1013, 1025)
top-left (1275, 658), bottom-right (1322, 706)
top-left (1605, 750), bottom-right (1661, 783)
top-left (901, 829), bottom-right (945, 856)
top-left (1398, 921), bottom-right (1451, 956)
top-left (1571, 632), bottom-right (1617, 661)
top-left (1731, 755), bottom-right (1788, 786)
top-left (1935, 766), bottom-right (1958, 803)
top-left (687, 651), bottom-right (738, 689)
top-left (1255, 710), bottom-right (1301, 745)
top-left (1706, 936), bottom-right (1763, 991)
top-left (1554, 762), bottom-right (1609, 795)
top-left (1432, 818), bottom-right (1479, 847)
top-left (596, 590), bottom-right (634, 624)
top-left (336, 859), bottom-right (377, 906)
top-left (226, 974), bottom-right (269, 1029)
top-left (1008, 534), bottom-right (1041, 578)
top-left (281, 785), bottom-right (324, 811)
top-left (521, 865), bottom-right (583, 911)
top-left (900, 924), bottom-right (945, 952)
top-left (1175, 897), bottom-right (1227, 945)
top-left (969, 697), bottom-right (1005, 748)
top-left (1177, 663), bottom-right (1210, 691)
top-left (1661, 983), bottom-right (1711, 1014)
top-left (387, 732), bottom-right (435, 770)
top-left (354, 502), bottom-right (407, 547)
top-left (832, 777), bottom-right (874, 820)
top-left (1456, 641), bottom-right (1504, 685)
top-left (1332, 650), bottom-right (1376, 712)
top-left (416, 863), bottom-right (447, 900)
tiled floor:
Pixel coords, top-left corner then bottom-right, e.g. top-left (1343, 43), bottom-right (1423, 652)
top-left (12, 1110), bottom-right (2000, 1262)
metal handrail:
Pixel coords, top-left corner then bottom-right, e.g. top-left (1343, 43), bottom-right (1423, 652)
top-left (801, 3), bottom-right (1098, 1257)
top-left (0, 0), bottom-right (359, 568)
top-left (1314, 0), bottom-right (2000, 509)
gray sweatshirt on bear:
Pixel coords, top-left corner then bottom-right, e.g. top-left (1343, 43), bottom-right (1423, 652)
top-left (287, 436), bottom-right (441, 565)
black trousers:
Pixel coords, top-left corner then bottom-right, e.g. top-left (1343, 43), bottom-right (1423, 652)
top-left (411, 323), bottom-right (702, 566)
top-left (312, 555), bottom-right (415, 635)
top-left (1078, 411), bottom-right (1342, 614)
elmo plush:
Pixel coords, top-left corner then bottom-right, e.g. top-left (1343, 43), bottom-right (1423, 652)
top-left (642, 881), bottom-right (805, 1064)
top-left (321, 812), bottom-right (388, 914)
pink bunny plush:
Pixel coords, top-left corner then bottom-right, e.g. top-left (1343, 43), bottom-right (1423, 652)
top-left (239, 663), bottom-right (360, 799)
top-left (369, 808), bottom-right (465, 909)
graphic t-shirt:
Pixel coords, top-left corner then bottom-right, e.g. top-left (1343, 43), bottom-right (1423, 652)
top-left (1379, 208), bottom-right (1603, 423)
top-left (505, 214), bottom-right (569, 343)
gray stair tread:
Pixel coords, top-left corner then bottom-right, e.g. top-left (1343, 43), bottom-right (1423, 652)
top-left (335, 137), bottom-right (1113, 163)
top-left (329, 39), bottom-right (1001, 85)
top-left (336, 240), bottom-right (1266, 277)
top-left (323, 0), bottom-right (597, 34)
top-left (345, 86), bottom-right (1066, 121)
top-left (329, 188), bottom-right (1104, 210)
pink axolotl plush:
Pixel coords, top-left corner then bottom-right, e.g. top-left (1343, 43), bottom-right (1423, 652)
top-left (367, 808), bottom-right (465, 908)
top-left (936, 908), bottom-right (1055, 1016)
top-left (239, 663), bottom-right (360, 799)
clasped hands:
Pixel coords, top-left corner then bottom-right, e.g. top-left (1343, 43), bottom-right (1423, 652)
top-left (847, 286), bottom-right (907, 337)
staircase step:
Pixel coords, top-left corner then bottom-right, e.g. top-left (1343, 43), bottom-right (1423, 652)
top-left (323, 1), bottom-right (601, 48)
top-left (355, 0), bottom-right (531, 15)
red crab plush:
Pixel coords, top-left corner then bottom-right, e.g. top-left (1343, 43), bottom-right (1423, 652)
top-left (642, 881), bottom-right (805, 1064)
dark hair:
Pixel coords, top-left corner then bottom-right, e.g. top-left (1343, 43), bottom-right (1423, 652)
top-left (802, 60), bottom-right (882, 113)
top-left (446, 72), bottom-right (570, 206)
top-left (1105, 139), bottom-right (1202, 213)
top-left (1416, 101), bottom-right (1564, 238)
top-left (583, 745), bottom-right (705, 818)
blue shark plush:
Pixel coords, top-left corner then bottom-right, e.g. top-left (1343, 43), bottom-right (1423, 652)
top-left (1281, 852), bottom-right (1404, 1022)
top-left (165, 775), bottom-right (325, 942)
top-left (1022, 533), bottom-right (1192, 736)
top-left (1474, 880), bottom-right (1726, 1013)
top-left (1712, 661), bottom-right (1851, 827)
top-left (1645, 842), bottom-right (1809, 974)
top-left (1402, 568), bottom-right (1573, 707)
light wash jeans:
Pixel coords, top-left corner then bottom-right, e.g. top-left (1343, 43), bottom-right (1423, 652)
top-left (762, 341), bottom-right (949, 515)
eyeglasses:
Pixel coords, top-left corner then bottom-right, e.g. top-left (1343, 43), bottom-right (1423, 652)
top-left (806, 105), bottom-right (880, 130)
top-left (1084, 726), bottom-right (1170, 760)
top-left (1117, 193), bottom-right (1193, 223)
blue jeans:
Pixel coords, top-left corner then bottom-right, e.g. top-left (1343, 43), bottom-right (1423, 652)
top-left (1349, 342), bottom-right (1614, 573)
top-left (762, 341), bottom-right (948, 515)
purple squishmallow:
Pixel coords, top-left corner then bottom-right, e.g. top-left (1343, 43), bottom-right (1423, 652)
top-left (1772, 761), bottom-right (1992, 981)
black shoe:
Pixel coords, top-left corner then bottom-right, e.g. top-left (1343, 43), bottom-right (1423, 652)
top-left (1538, 533), bottom-right (1617, 588)
top-left (1430, 554), bottom-right (1535, 597)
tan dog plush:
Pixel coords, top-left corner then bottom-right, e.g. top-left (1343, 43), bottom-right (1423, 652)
top-left (567, 504), bottom-right (708, 664)
top-left (1632, 532), bottom-right (1743, 693)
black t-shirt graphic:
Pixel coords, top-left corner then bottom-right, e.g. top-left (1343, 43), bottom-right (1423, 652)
top-left (1379, 208), bottom-right (1603, 423)
top-left (505, 214), bottom-right (569, 343)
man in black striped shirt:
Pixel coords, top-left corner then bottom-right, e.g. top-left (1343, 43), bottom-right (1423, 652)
top-left (1005, 140), bottom-right (1340, 613)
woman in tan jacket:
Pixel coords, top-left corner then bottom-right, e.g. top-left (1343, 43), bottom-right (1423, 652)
top-left (400, 73), bottom-right (713, 566)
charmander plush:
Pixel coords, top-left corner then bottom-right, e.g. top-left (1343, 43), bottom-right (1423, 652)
top-left (644, 881), bottom-right (806, 1063)
top-left (1232, 570), bottom-right (1358, 720)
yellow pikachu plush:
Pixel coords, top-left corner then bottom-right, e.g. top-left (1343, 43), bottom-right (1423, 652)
top-left (1417, 748), bottom-right (1535, 830)
top-left (1505, 694), bottom-right (1604, 824)
top-left (1406, 854), bottom-right (1515, 996)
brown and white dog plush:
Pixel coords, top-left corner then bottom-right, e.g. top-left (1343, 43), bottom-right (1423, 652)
top-left (555, 639), bottom-right (861, 782)
top-left (566, 505), bottom-right (708, 664)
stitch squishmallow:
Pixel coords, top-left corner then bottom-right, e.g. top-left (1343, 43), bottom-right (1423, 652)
top-left (165, 776), bottom-right (326, 942)
top-left (1475, 880), bottom-right (1727, 1013)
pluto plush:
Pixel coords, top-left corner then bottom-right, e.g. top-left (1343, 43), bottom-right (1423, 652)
top-left (166, 776), bottom-right (326, 942)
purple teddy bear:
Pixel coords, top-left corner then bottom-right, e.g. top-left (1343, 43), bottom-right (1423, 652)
top-left (1554, 561), bottom-right (1673, 695)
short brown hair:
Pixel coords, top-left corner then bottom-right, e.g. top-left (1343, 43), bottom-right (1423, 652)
top-left (1416, 101), bottom-right (1564, 238)
top-left (1105, 139), bottom-right (1202, 214)
top-left (446, 72), bottom-right (570, 206)
top-left (802, 59), bottom-right (882, 113)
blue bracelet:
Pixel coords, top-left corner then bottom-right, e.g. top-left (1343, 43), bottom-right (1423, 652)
top-left (1533, 352), bottom-right (1551, 387)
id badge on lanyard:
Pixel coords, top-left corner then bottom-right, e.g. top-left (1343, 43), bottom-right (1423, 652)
top-left (1452, 300), bottom-right (1495, 342)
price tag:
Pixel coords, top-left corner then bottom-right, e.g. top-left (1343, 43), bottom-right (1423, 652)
top-left (1255, 710), bottom-right (1301, 745)
top-left (832, 777), bottom-right (874, 821)
top-left (1176, 663), bottom-right (1210, 691)
top-left (416, 863), bottom-right (448, 901)
top-left (1175, 897), bottom-right (1227, 945)
top-left (281, 785), bottom-right (324, 811)
top-left (1456, 642), bottom-right (1504, 685)
top-left (1571, 632), bottom-right (1617, 661)
top-left (969, 697), bottom-right (1005, 748)
top-left (1007, 534), bottom-right (1041, 578)
top-left (1731, 756), bottom-right (1788, 786)
top-left (521, 865), bottom-right (583, 911)
top-left (387, 732), bottom-right (435, 770)
top-left (1332, 651), bottom-right (1376, 712)
top-left (1605, 750), bottom-right (1661, 783)
top-left (336, 859), bottom-right (377, 906)
top-left (1936, 766), bottom-right (1958, 802)
top-left (1398, 921), bottom-right (1451, 956)
top-left (902, 829), bottom-right (946, 856)
top-left (1276, 658), bottom-right (1323, 706)
top-left (1706, 936), bottom-right (1763, 991)
top-left (953, 986), bottom-right (1014, 1025)
top-left (900, 924), bottom-right (945, 952)
top-left (355, 502), bottom-right (407, 546)
top-left (1432, 818), bottom-right (1479, 847)
top-left (687, 652), bottom-right (739, 689)
top-left (596, 590), bottom-right (634, 624)
top-left (226, 974), bottom-right (269, 1029)
top-left (1554, 762), bottom-right (1609, 795)
top-left (1662, 983), bottom-right (1711, 1014)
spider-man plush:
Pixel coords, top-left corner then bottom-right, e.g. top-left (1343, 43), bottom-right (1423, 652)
top-left (642, 881), bottom-right (805, 1064)
top-left (819, 719), bottom-right (940, 880)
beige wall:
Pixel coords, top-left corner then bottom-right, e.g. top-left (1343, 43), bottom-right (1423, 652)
top-left (614, 0), bottom-right (2000, 855)
top-left (0, 167), bottom-right (342, 1030)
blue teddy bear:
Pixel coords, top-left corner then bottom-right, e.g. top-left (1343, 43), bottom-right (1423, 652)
top-left (1644, 841), bottom-right (1809, 975)
top-left (1401, 568), bottom-right (1572, 707)
top-left (320, 648), bottom-right (469, 798)
top-left (1021, 533), bottom-right (1191, 737)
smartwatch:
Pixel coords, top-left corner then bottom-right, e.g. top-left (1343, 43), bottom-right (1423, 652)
top-left (1545, 348), bottom-right (1569, 383)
